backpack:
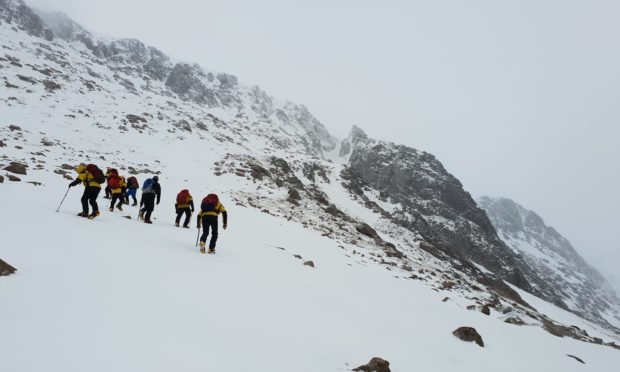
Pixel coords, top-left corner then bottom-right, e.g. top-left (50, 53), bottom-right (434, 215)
top-left (142, 178), bottom-right (155, 194)
top-left (108, 174), bottom-right (121, 189)
top-left (201, 193), bottom-right (219, 212)
top-left (176, 189), bottom-right (190, 205)
top-left (127, 176), bottom-right (139, 189)
top-left (86, 164), bottom-right (105, 184)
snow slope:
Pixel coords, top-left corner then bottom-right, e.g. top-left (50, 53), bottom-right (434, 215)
top-left (1, 0), bottom-right (620, 370)
top-left (2, 173), bottom-right (620, 371)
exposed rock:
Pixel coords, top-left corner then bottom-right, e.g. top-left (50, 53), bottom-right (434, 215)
top-left (303, 261), bottom-right (315, 268)
top-left (61, 163), bottom-right (74, 170)
top-left (352, 357), bottom-right (391, 372)
top-left (8, 125), bottom-right (22, 131)
top-left (356, 223), bottom-right (379, 239)
top-left (7, 174), bottom-right (21, 182)
top-left (126, 114), bottom-right (147, 124)
top-left (541, 319), bottom-right (588, 340)
top-left (4, 162), bottom-right (27, 175)
top-left (0, 259), bottom-right (17, 276)
top-left (479, 196), bottom-right (620, 330)
top-left (504, 317), bottom-right (525, 325)
top-left (41, 139), bottom-right (54, 146)
top-left (481, 305), bottom-right (491, 316)
top-left (452, 326), bottom-right (484, 347)
top-left (43, 80), bottom-right (61, 91)
top-left (288, 188), bottom-right (301, 200)
top-left (0, 175), bottom-right (3, 183)
top-left (0, 139), bottom-right (5, 147)
top-left (0, 1), bottom-right (54, 40)
top-left (567, 355), bottom-right (585, 364)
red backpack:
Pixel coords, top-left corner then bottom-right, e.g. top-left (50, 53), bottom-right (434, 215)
top-left (127, 176), bottom-right (139, 188)
top-left (176, 189), bottom-right (190, 205)
top-left (201, 193), bottom-right (219, 211)
top-left (86, 164), bottom-right (105, 184)
top-left (108, 174), bottom-right (121, 189)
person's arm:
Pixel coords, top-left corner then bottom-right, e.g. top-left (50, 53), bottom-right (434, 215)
top-left (219, 203), bottom-right (228, 228)
top-left (69, 178), bottom-right (81, 187)
top-left (156, 184), bottom-right (161, 204)
top-left (190, 198), bottom-right (195, 212)
top-left (139, 193), bottom-right (144, 207)
top-left (196, 211), bottom-right (202, 228)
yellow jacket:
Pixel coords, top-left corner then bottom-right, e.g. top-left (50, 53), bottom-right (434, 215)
top-left (75, 165), bottom-right (101, 188)
top-left (176, 196), bottom-right (193, 209)
top-left (198, 202), bottom-right (226, 217)
top-left (111, 176), bottom-right (126, 194)
top-left (197, 201), bottom-right (228, 228)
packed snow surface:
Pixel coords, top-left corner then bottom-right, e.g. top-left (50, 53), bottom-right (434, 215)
top-left (1, 176), bottom-right (620, 371)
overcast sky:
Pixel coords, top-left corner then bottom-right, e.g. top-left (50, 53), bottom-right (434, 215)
top-left (26, 0), bottom-right (620, 290)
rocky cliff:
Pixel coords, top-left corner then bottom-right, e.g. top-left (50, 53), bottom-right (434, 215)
top-left (479, 196), bottom-right (620, 329)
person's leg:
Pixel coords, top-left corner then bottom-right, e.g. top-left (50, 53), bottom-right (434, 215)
top-left (208, 217), bottom-right (219, 250)
top-left (80, 188), bottom-right (89, 214)
top-left (183, 209), bottom-right (191, 227)
top-left (110, 194), bottom-right (116, 210)
top-left (88, 187), bottom-right (100, 214)
top-left (200, 216), bottom-right (210, 244)
top-left (144, 195), bottom-right (155, 222)
top-left (175, 209), bottom-right (183, 225)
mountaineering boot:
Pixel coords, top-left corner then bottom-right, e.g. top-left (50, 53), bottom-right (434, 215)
top-left (88, 211), bottom-right (100, 219)
top-left (117, 204), bottom-right (123, 211)
top-left (132, 202), bottom-right (137, 206)
top-left (139, 211), bottom-right (145, 220)
top-left (175, 222), bottom-right (180, 227)
top-left (199, 242), bottom-right (206, 254)
top-left (77, 212), bottom-right (88, 217)
top-left (109, 207), bottom-right (114, 212)
top-left (144, 219), bottom-right (153, 224)
top-left (208, 248), bottom-right (215, 254)
top-left (183, 225), bottom-right (190, 229)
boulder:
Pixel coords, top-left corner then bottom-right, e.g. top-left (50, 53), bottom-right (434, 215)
top-left (8, 125), bottom-right (21, 131)
top-left (288, 188), bottom-right (301, 200)
top-left (303, 261), bottom-right (315, 268)
top-left (4, 162), bottom-right (27, 175)
top-left (356, 223), bottom-right (379, 239)
top-left (352, 357), bottom-right (391, 372)
top-left (7, 175), bottom-right (21, 182)
top-left (481, 305), bottom-right (491, 315)
top-left (504, 317), bottom-right (525, 326)
top-left (0, 259), bottom-right (17, 276)
top-left (0, 175), bottom-right (3, 183)
top-left (453, 326), bottom-right (484, 347)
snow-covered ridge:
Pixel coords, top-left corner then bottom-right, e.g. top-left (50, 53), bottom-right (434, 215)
top-left (479, 196), bottom-right (620, 330)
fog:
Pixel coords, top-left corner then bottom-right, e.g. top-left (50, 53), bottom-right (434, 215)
top-left (26, 0), bottom-right (620, 292)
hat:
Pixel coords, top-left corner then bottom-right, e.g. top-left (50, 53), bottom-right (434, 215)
top-left (153, 175), bottom-right (159, 181)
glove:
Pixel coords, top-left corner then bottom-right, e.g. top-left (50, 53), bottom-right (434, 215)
top-left (223, 224), bottom-right (228, 230)
top-left (156, 201), bottom-right (160, 205)
top-left (68, 182), bottom-right (74, 188)
top-left (196, 225), bottom-right (201, 229)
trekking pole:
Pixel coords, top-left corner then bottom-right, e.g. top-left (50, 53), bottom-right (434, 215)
top-left (195, 227), bottom-right (201, 247)
top-left (56, 187), bottom-right (71, 213)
